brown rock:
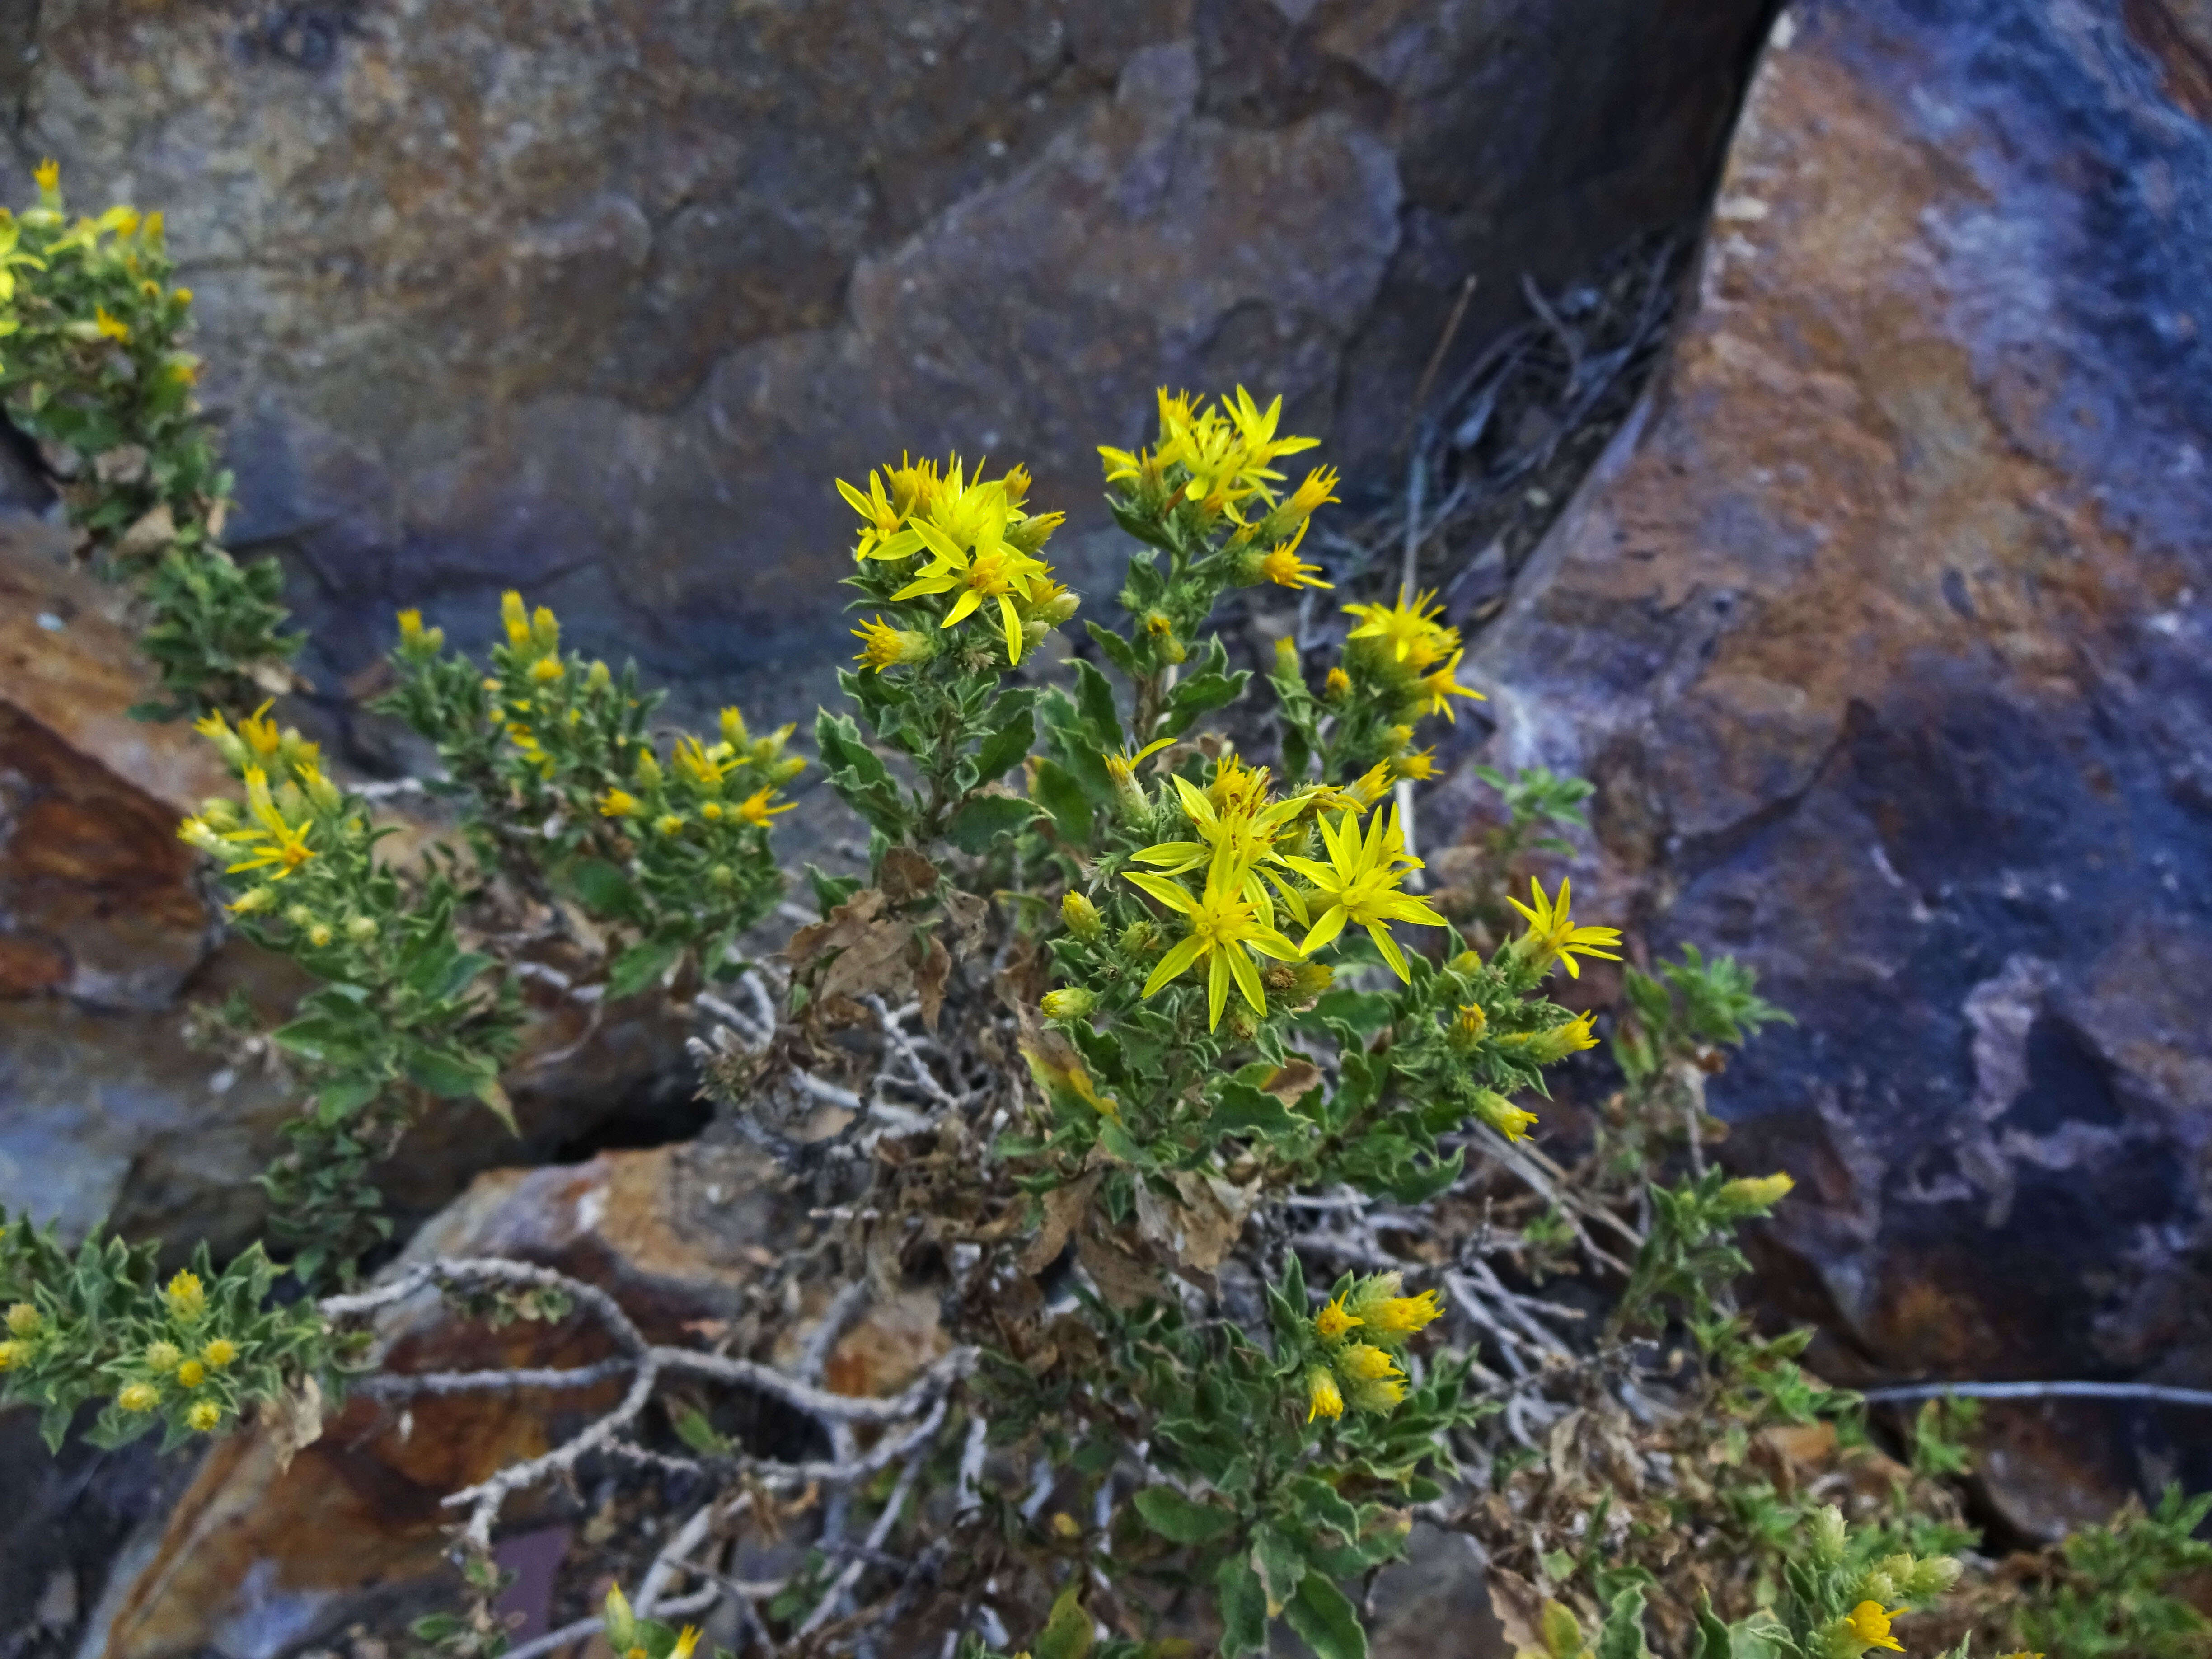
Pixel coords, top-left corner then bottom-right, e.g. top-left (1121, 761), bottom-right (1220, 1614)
top-left (20, 0), bottom-right (1773, 712)
top-left (1470, 0), bottom-right (2212, 1530)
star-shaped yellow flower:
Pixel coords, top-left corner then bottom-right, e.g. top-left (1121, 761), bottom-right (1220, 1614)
top-left (1505, 877), bottom-right (1622, 979)
top-left (1281, 805), bottom-right (1445, 981)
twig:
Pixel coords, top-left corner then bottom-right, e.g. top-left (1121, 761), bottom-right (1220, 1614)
top-left (1859, 1380), bottom-right (2212, 1410)
top-left (798, 1450), bottom-right (930, 1637)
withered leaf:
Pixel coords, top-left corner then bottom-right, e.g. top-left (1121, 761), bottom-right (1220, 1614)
top-left (1261, 1059), bottom-right (1324, 1108)
top-left (265, 1374), bottom-right (325, 1473)
top-left (915, 932), bottom-right (951, 1032)
top-left (787, 887), bottom-right (888, 969)
top-left (1075, 1228), bottom-right (1162, 1310)
top-left (941, 888), bottom-right (991, 959)
top-left (1021, 1172), bottom-right (1100, 1275)
top-left (115, 501), bottom-right (175, 559)
top-left (1134, 1172), bottom-right (1257, 1276)
top-left (879, 847), bottom-right (938, 906)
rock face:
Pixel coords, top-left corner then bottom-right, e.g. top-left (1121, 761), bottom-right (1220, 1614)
top-left (79, 1141), bottom-right (932, 1659)
top-left (1473, 0), bottom-right (2212, 1533)
top-left (22, 0), bottom-right (1775, 710)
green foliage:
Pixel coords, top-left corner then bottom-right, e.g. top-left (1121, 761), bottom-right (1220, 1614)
top-left (0, 164), bottom-right (300, 715)
top-left (377, 592), bottom-right (795, 985)
top-left (0, 1209), bottom-right (328, 1453)
top-left (2009, 1486), bottom-right (2212, 1659)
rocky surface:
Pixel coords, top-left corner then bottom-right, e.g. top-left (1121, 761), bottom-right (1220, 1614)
top-left (21, 0), bottom-right (1776, 717)
top-left (76, 1140), bottom-right (930, 1659)
top-left (1470, 0), bottom-right (2212, 1537)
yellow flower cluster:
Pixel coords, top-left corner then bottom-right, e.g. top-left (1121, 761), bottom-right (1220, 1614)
top-left (1304, 1271), bottom-right (1443, 1422)
top-left (178, 703), bottom-right (340, 914)
top-left (1339, 588), bottom-right (1485, 723)
top-left (598, 703), bottom-right (801, 835)
top-left (839, 455), bottom-right (1074, 667)
top-left (108, 1272), bottom-right (234, 1434)
top-left (1101, 387), bottom-right (1334, 531)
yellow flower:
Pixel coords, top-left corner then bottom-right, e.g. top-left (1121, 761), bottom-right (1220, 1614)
top-left (1102, 736), bottom-right (1174, 818)
top-left (34, 157), bottom-right (59, 193)
top-left (1336, 1342), bottom-right (1401, 1382)
top-left (1282, 465), bottom-right (1340, 522)
top-left (599, 787), bottom-right (640, 818)
top-left (234, 700), bottom-right (287, 762)
top-left (1349, 1274), bottom-right (1443, 1340)
top-left (223, 768), bottom-right (316, 881)
top-left (1500, 1012), bottom-right (1599, 1065)
top-left (604, 1586), bottom-right (637, 1651)
top-left (1415, 647), bottom-right (1485, 721)
top-left (736, 787), bottom-right (792, 826)
top-left (1040, 988), bottom-right (1096, 1020)
top-left (1716, 1173), bottom-right (1795, 1216)
top-left (177, 815), bottom-right (230, 856)
top-left (202, 1338), bottom-right (237, 1369)
top-left (1335, 1342), bottom-right (1407, 1413)
top-left (0, 1340), bottom-right (21, 1371)
top-left (673, 734), bottom-right (736, 792)
top-left (1305, 1367), bottom-right (1344, 1423)
top-left (852, 614), bottom-right (934, 670)
top-left (187, 1401), bottom-right (222, 1433)
top-left (1324, 666), bottom-right (1350, 699)
top-left (1841, 1601), bottom-right (1904, 1654)
top-left (1347, 761), bottom-right (1394, 807)
top-left (6, 1302), bottom-right (42, 1337)
top-left (837, 468), bottom-right (916, 561)
top-left (308, 923), bottom-right (333, 948)
top-left (892, 511), bottom-right (1057, 665)
top-left (670, 1629), bottom-right (702, 1659)
top-left (1472, 1088), bottom-right (1538, 1142)
top-left (501, 590), bottom-right (530, 647)
top-left (1343, 588), bottom-right (1458, 671)
top-left (1505, 877), bottom-right (1622, 979)
top-left (1452, 1003), bottom-right (1488, 1045)
top-left (1281, 806), bottom-right (1446, 981)
top-left (530, 655), bottom-right (565, 683)
top-left (176, 1358), bottom-right (206, 1388)
top-left (1255, 520), bottom-right (1331, 590)
top-left (1392, 747), bottom-right (1438, 782)
top-left (1061, 890), bottom-right (1103, 939)
top-left (1132, 773), bottom-right (1304, 895)
top-left (93, 305), bottom-right (130, 342)
top-left (1124, 862), bottom-right (1304, 1031)
top-left (656, 814), bottom-right (685, 836)
top-left (1313, 1296), bottom-right (1362, 1342)
top-left (701, 801), bottom-right (725, 820)
top-left (117, 1382), bottom-right (160, 1413)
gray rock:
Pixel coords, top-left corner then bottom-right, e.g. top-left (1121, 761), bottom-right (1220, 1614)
top-left (1470, 0), bottom-right (2212, 1536)
top-left (21, 0), bottom-right (1774, 721)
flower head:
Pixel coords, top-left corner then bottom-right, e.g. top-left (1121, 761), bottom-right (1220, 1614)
top-left (1415, 648), bottom-right (1485, 721)
top-left (1505, 877), bottom-right (1622, 979)
top-left (5, 1303), bottom-right (40, 1337)
top-left (736, 787), bottom-right (792, 826)
top-left (177, 1359), bottom-right (206, 1388)
top-left (164, 1270), bottom-right (206, 1319)
top-left (1281, 806), bottom-right (1445, 981)
top-left (0, 1341), bottom-right (22, 1371)
top-left (1125, 861), bottom-right (1304, 1031)
top-left (224, 769), bottom-right (316, 881)
top-left (1041, 988), bottom-right (1097, 1021)
top-left (1254, 520), bottom-right (1331, 591)
top-left (1473, 1090), bottom-right (1541, 1143)
top-left (1313, 1296), bottom-right (1362, 1342)
top-left (1305, 1366), bottom-right (1344, 1423)
top-left (852, 615), bottom-right (934, 671)
top-left (1347, 1273), bottom-right (1443, 1341)
top-left (1840, 1601), bottom-right (1904, 1654)
top-left (1344, 588), bottom-right (1458, 672)
top-left (599, 787), bottom-right (640, 818)
top-left (202, 1338), bottom-right (237, 1369)
top-left (187, 1401), bottom-right (222, 1433)
top-left (671, 1629), bottom-right (702, 1659)
top-left (34, 157), bottom-right (59, 194)
top-left (117, 1382), bottom-right (160, 1413)
top-left (1061, 890), bottom-right (1103, 939)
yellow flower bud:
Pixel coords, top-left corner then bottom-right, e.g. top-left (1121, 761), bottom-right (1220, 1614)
top-left (1305, 1367), bottom-right (1344, 1423)
top-left (202, 1338), bottom-right (237, 1368)
top-left (501, 590), bottom-right (530, 646)
top-left (176, 1359), bottom-right (206, 1388)
top-left (164, 1270), bottom-right (206, 1319)
top-left (656, 814), bottom-right (685, 836)
top-left (1450, 1003), bottom-right (1488, 1048)
top-left (309, 923), bottom-right (333, 948)
top-left (530, 655), bottom-right (565, 683)
top-left (1715, 1172), bottom-right (1795, 1217)
top-left (346, 915), bottom-right (378, 942)
top-left (117, 1382), bottom-right (160, 1413)
top-left (145, 1340), bottom-right (182, 1372)
top-left (6, 1302), bottom-right (42, 1337)
top-left (0, 1340), bottom-right (21, 1370)
top-left (1472, 1089), bottom-right (1539, 1143)
top-left (187, 1401), bottom-right (222, 1433)
top-left (229, 886), bottom-right (277, 916)
top-left (586, 660), bottom-right (612, 693)
top-left (1313, 1296), bottom-right (1361, 1342)
top-left (1324, 666), bottom-right (1351, 699)
top-left (1061, 890), bottom-right (1103, 940)
top-left (1040, 988), bottom-right (1096, 1021)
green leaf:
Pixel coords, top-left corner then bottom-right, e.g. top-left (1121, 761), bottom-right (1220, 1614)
top-left (1162, 666), bottom-right (1249, 737)
top-left (1217, 1557), bottom-right (1268, 1659)
top-left (422, 949), bottom-right (496, 1003)
top-left (1284, 1572), bottom-right (1367, 1659)
top-left (567, 857), bottom-right (645, 922)
top-left (973, 705), bottom-right (1037, 785)
top-left (1086, 621), bottom-right (1138, 674)
top-left (608, 936), bottom-right (684, 998)
top-left (403, 1043), bottom-right (494, 1099)
top-left (1073, 659), bottom-right (1122, 746)
top-left (1208, 1079), bottom-right (1301, 1138)
top-left (315, 1075), bottom-right (382, 1124)
top-left (1251, 1523), bottom-right (1307, 1617)
top-left (270, 1014), bottom-right (365, 1065)
top-left (947, 792), bottom-right (1038, 854)
top-left (1595, 1583), bottom-right (1652, 1659)
top-left (1283, 1475), bottom-right (1360, 1539)
top-left (1033, 1585), bottom-right (1093, 1659)
top-left (1031, 757), bottom-right (1094, 844)
top-left (1689, 1592), bottom-right (1731, 1659)
top-left (1134, 1486), bottom-right (1238, 1544)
